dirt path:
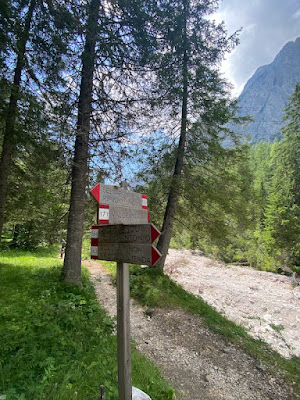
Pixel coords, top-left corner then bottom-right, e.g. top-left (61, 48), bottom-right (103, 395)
top-left (85, 259), bottom-right (298, 400)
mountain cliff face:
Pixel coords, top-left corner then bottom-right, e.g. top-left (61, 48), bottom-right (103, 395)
top-left (236, 37), bottom-right (300, 144)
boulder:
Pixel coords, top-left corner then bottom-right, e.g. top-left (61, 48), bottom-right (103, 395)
top-left (132, 386), bottom-right (152, 400)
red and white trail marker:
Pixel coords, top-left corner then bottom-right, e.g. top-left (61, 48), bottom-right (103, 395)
top-left (97, 204), bottom-right (150, 226)
top-left (90, 225), bottom-right (99, 259)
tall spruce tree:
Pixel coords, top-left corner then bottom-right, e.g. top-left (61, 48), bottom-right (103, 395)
top-left (0, 0), bottom-right (36, 243)
top-left (0, 0), bottom-right (11, 70)
top-left (62, 0), bottom-right (157, 283)
top-left (0, 0), bottom-right (75, 244)
top-left (62, 0), bottom-right (100, 284)
top-left (263, 84), bottom-right (300, 266)
top-left (152, 0), bottom-right (239, 267)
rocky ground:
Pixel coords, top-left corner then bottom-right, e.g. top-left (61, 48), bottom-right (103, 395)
top-left (85, 253), bottom-right (299, 400)
top-left (164, 249), bottom-right (300, 359)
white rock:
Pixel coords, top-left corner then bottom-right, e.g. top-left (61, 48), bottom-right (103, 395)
top-left (132, 386), bottom-right (152, 400)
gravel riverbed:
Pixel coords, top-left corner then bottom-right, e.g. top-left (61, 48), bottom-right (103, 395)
top-left (164, 249), bottom-right (300, 359)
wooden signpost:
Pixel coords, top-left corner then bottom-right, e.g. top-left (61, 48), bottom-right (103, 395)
top-left (90, 183), bottom-right (161, 400)
top-left (91, 224), bottom-right (161, 265)
top-left (91, 183), bottom-right (148, 209)
top-left (97, 224), bottom-right (160, 244)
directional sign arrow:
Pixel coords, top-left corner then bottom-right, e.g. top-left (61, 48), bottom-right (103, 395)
top-left (95, 224), bottom-right (160, 244)
top-left (151, 246), bottom-right (161, 266)
top-left (90, 183), bottom-right (101, 203)
top-left (150, 224), bottom-right (160, 242)
top-left (98, 242), bottom-right (162, 267)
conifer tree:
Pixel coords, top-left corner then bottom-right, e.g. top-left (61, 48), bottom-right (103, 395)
top-left (0, 0), bottom-right (74, 244)
top-left (0, 0), bottom-right (36, 243)
top-left (62, 0), bottom-right (100, 284)
top-left (62, 0), bottom-right (157, 283)
top-left (152, 0), bottom-right (239, 267)
top-left (263, 84), bottom-right (300, 265)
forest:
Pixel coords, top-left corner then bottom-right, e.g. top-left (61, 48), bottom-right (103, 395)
top-left (0, 0), bottom-right (299, 282)
top-left (1, 1), bottom-right (300, 399)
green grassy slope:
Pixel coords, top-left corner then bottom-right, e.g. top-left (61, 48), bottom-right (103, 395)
top-left (0, 248), bottom-right (174, 400)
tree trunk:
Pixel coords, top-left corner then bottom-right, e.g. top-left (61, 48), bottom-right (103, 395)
top-left (156, 2), bottom-right (189, 269)
top-left (62, 0), bottom-right (100, 284)
top-left (0, 0), bottom-right (36, 244)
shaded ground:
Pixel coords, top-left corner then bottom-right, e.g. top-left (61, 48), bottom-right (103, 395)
top-left (84, 259), bottom-right (299, 400)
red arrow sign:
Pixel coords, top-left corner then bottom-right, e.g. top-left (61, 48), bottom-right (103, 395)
top-left (150, 224), bottom-right (160, 242)
top-left (151, 246), bottom-right (161, 266)
top-left (90, 183), bottom-right (100, 203)
top-left (90, 183), bottom-right (147, 210)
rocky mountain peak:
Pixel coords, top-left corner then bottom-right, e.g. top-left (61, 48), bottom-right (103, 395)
top-left (236, 37), bottom-right (300, 144)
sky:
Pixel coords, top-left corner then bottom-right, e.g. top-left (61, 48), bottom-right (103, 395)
top-left (213, 0), bottom-right (300, 97)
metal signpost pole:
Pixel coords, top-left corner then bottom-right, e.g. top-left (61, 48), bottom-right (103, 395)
top-left (117, 182), bottom-right (132, 400)
top-left (117, 261), bottom-right (132, 400)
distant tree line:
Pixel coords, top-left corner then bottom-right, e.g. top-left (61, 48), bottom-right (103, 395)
top-left (143, 84), bottom-right (300, 271)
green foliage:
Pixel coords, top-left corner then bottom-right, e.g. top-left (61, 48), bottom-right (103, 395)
top-left (270, 324), bottom-right (285, 332)
top-left (248, 85), bottom-right (300, 269)
top-left (151, 0), bottom-right (239, 120)
top-left (143, 142), bottom-right (256, 262)
top-left (1, 0), bottom-right (76, 89)
top-left (3, 132), bottom-right (70, 248)
top-left (0, 249), bottom-right (175, 400)
top-left (135, 0), bottom-right (244, 263)
top-left (0, 0), bottom-right (74, 248)
top-left (263, 85), bottom-right (300, 265)
top-left (183, 144), bottom-right (255, 253)
top-left (148, 83), bottom-right (300, 271)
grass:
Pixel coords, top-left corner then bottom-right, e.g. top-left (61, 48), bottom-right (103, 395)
top-left (100, 260), bottom-right (300, 395)
top-left (0, 248), bottom-right (175, 400)
top-left (270, 323), bottom-right (285, 332)
top-left (82, 233), bottom-right (92, 260)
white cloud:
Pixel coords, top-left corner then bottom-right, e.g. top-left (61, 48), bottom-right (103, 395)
top-left (213, 0), bottom-right (300, 97)
top-left (292, 8), bottom-right (300, 19)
